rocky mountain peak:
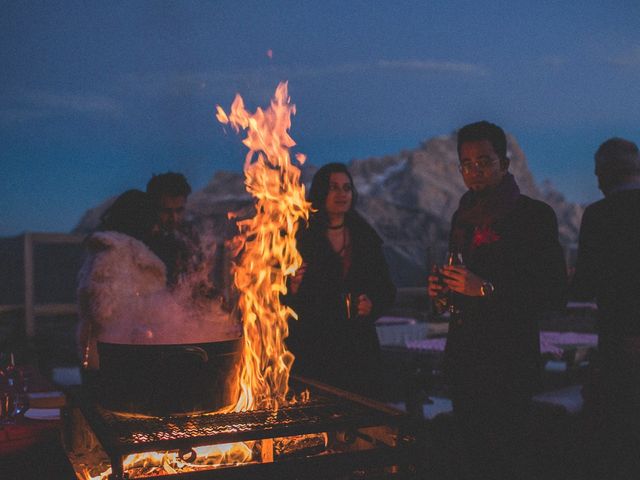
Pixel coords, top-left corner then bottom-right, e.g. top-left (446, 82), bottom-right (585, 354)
top-left (73, 131), bottom-right (583, 286)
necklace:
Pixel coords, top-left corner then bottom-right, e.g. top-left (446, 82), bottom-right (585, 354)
top-left (327, 225), bottom-right (349, 256)
top-left (328, 223), bottom-right (344, 230)
top-left (337, 226), bottom-right (349, 255)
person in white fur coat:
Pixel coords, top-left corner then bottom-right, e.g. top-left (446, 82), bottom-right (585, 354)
top-left (77, 190), bottom-right (240, 374)
top-left (76, 190), bottom-right (166, 370)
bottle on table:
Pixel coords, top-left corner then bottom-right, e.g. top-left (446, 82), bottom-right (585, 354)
top-left (0, 353), bottom-right (28, 422)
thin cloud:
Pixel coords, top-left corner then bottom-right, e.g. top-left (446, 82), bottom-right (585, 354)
top-left (608, 45), bottom-right (640, 67)
top-left (0, 89), bottom-right (123, 124)
top-left (284, 63), bottom-right (370, 77)
top-left (122, 64), bottom-right (370, 93)
top-left (120, 59), bottom-right (488, 99)
top-left (119, 71), bottom-right (261, 98)
top-left (25, 91), bottom-right (122, 114)
top-left (377, 59), bottom-right (488, 76)
top-left (0, 108), bottom-right (51, 124)
top-left (279, 59), bottom-right (488, 76)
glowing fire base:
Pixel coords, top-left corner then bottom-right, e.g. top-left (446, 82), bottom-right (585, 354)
top-left (63, 378), bottom-right (416, 479)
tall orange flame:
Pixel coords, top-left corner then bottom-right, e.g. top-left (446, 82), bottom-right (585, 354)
top-left (217, 82), bottom-right (310, 411)
top-left (72, 83), bottom-right (309, 480)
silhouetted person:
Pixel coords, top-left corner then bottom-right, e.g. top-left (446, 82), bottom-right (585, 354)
top-left (146, 172), bottom-right (198, 286)
top-left (572, 137), bottom-right (640, 478)
top-left (427, 121), bottom-right (566, 479)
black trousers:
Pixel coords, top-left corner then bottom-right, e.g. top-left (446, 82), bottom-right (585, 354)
top-left (449, 380), bottom-right (534, 480)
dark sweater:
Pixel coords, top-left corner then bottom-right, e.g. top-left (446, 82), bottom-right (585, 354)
top-left (286, 212), bottom-right (396, 393)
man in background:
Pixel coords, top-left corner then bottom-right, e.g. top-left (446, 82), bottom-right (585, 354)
top-left (571, 137), bottom-right (640, 477)
top-left (428, 121), bottom-right (566, 478)
top-left (146, 172), bottom-right (198, 286)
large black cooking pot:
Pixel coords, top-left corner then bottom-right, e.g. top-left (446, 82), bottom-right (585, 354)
top-left (97, 339), bottom-right (242, 416)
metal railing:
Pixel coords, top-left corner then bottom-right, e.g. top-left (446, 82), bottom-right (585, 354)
top-left (0, 234), bottom-right (582, 339)
top-left (0, 232), bottom-right (84, 338)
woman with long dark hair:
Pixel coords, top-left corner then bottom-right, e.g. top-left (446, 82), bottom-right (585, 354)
top-left (287, 163), bottom-right (396, 397)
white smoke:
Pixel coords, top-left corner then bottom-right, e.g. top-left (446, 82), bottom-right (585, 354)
top-left (80, 227), bottom-right (241, 355)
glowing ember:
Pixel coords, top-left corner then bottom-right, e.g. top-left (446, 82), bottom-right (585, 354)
top-left (217, 82), bottom-right (311, 411)
top-left (77, 442), bottom-right (254, 479)
top-left (74, 433), bottom-right (330, 480)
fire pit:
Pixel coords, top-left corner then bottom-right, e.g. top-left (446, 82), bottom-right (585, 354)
top-left (63, 84), bottom-right (418, 479)
top-left (63, 377), bottom-right (417, 479)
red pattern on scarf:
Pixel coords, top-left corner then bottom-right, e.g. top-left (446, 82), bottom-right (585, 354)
top-left (472, 225), bottom-right (501, 248)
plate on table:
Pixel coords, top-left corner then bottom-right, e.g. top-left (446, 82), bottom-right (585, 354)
top-left (24, 408), bottom-right (60, 420)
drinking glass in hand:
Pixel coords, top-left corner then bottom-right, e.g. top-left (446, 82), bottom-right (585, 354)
top-left (344, 292), bottom-right (361, 320)
top-left (430, 264), bottom-right (449, 315)
top-left (445, 251), bottom-right (463, 314)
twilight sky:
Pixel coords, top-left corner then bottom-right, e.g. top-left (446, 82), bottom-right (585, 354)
top-left (1, 1), bottom-right (639, 236)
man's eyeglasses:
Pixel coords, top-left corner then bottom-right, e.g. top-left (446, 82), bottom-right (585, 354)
top-left (458, 158), bottom-right (497, 174)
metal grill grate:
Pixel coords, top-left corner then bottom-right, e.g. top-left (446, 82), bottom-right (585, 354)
top-left (86, 387), bottom-right (398, 449)
top-left (105, 402), bottom-right (357, 444)
top-left (67, 380), bottom-right (415, 479)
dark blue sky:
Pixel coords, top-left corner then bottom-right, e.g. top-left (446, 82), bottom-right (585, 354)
top-left (2, 1), bottom-right (639, 236)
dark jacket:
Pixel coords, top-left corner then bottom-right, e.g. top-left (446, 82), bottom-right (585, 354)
top-left (571, 188), bottom-right (640, 439)
top-left (445, 195), bottom-right (567, 397)
top-left (572, 188), bottom-right (640, 340)
top-left (287, 212), bottom-right (396, 392)
top-left (147, 222), bottom-right (200, 287)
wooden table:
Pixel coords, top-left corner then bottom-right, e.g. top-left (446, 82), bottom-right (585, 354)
top-left (0, 366), bottom-right (74, 479)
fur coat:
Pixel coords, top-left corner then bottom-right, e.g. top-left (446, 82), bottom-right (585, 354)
top-left (77, 230), bottom-right (240, 371)
top-left (76, 231), bottom-right (167, 369)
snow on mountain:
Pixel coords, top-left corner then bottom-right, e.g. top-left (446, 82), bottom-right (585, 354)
top-left (73, 131), bottom-right (583, 286)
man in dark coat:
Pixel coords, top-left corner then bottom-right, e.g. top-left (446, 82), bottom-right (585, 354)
top-left (571, 137), bottom-right (640, 478)
top-left (428, 121), bottom-right (567, 478)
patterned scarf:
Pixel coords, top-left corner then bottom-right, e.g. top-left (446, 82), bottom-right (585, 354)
top-left (451, 173), bottom-right (521, 253)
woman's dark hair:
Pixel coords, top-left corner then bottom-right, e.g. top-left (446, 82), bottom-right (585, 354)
top-left (308, 162), bottom-right (358, 216)
top-left (99, 189), bottom-right (157, 242)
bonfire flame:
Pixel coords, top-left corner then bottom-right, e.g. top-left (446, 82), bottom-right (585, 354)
top-left (75, 83), bottom-right (312, 480)
top-left (217, 82), bottom-right (310, 411)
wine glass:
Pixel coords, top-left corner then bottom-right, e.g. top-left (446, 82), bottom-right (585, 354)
top-left (0, 351), bottom-right (29, 424)
top-left (0, 352), bottom-right (11, 387)
top-left (0, 391), bottom-right (12, 424)
top-left (11, 391), bottom-right (29, 418)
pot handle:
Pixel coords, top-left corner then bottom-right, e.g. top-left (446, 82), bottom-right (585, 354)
top-left (169, 346), bottom-right (209, 363)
